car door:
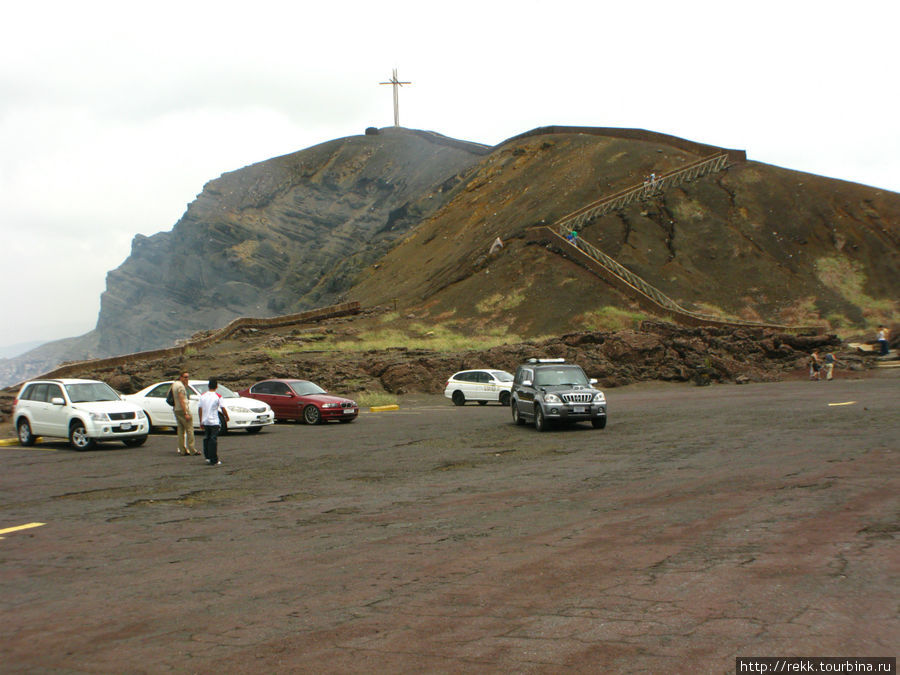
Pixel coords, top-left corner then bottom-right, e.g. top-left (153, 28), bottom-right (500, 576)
top-left (43, 383), bottom-right (69, 437)
top-left (25, 383), bottom-right (55, 436)
top-left (269, 382), bottom-right (296, 418)
top-left (142, 383), bottom-right (177, 427)
top-left (513, 368), bottom-right (536, 417)
top-left (477, 371), bottom-right (498, 401)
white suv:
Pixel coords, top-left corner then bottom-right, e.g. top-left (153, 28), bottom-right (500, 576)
top-left (13, 378), bottom-right (149, 450)
top-left (444, 369), bottom-right (514, 406)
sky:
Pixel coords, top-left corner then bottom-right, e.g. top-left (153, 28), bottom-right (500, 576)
top-left (2, 0), bottom-right (898, 355)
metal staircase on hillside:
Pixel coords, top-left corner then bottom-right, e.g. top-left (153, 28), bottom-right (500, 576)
top-left (547, 225), bottom-right (806, 330)
top-left (538, 154), bottom-right (818, 332)
top-left (557, 153), bottom-right (729, 231)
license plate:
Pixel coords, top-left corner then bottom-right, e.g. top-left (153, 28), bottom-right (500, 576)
top-left (255, 415), bottom-right (268, 421)
top-left (120, 422), bottom-right (133, 430)
top-left (343, 409), bottom-right (355, 415)
top-left (572, 406), bottom-right (585, 414)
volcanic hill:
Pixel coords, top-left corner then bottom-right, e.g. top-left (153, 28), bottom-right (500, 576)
top-left (2, 125), bottom-right (898, 385)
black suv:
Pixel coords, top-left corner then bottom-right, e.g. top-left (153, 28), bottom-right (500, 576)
top-left (510, 359), bottom-right (607, 431)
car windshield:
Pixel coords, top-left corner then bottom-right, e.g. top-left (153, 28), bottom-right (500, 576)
top-left (291, 381), bottom-right (327, 396)
top-left (65, 382), bottom-right (120, 403)
top-left (192, 383), bottom-right (239, 398)
top-left (533, 367), bottom-right (589, 387)
top-left (490, 370), bottom-right (514, 382)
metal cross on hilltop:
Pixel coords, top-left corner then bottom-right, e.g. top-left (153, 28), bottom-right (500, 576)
top-left (379, 68), bottom-right (411, 127)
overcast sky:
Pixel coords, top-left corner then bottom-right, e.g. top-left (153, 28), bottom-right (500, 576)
top-left (2, 0), bottom-right (898, 354)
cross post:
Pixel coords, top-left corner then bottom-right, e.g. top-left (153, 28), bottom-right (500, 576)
top-left (379, 68), bottom-right (411, 127)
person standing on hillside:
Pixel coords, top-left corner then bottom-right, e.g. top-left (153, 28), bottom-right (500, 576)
top-left (822, 351), bottom-right (840, 380)
top-left (877, 325), bottom-right (890, 356)
top-left (808, 350), bottom-right (822, 381)
top-left (171, 371), bottom-right (198, 456)
top-left (198, 378), bottom-right (229, 466)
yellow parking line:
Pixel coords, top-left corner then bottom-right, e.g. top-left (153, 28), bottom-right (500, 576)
top-left (828, 401), bottom-right (857, 407)
top-left (0, 522), bottom-right (45, 540)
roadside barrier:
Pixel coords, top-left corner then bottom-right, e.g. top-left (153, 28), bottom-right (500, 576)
top-left (13, 301), bottom-right (361, 386)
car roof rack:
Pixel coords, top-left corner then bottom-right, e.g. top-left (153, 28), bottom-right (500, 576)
top-left (526, 358), bottom-right (566, 364)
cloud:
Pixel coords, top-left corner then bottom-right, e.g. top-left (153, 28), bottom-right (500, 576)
top-left (1, 0), bottom-right (898, 347)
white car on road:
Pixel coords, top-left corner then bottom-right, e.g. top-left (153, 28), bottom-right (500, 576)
top-left (124, 380), bottom-right (275, 433)
top-left (13, 378), bottom-right (149, 450)
top-left (444, 369), bottom-right (514, 406)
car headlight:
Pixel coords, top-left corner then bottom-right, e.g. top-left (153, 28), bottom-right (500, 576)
top-left (544, 393), bottom-right (562, 404)
top-left (322, 403), bottom-right (340, 409)
top-left (593, 392), bottom-right (606, 403)
top-left (136, 410), bottom-right (147, 419)
top-left (89, 412), bottom-right (109, 422)
top-left (228, 406), bottom-right (251, 413)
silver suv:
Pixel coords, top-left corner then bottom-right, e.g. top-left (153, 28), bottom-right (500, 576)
top-left (13, 378), bottom-right (149, 450)
top-left (510, 359), bottom-right (607, 431)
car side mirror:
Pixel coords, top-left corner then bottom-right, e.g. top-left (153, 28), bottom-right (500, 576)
top-left (51, 397), bottom-right (66, 406)
top-left (590, 378), bottom-right (598, 385)
top-left (189, 394), bottom-right (199, 401)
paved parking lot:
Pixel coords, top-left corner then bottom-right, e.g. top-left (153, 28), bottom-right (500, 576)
top-left (1, 377), bottom-right (897, 673)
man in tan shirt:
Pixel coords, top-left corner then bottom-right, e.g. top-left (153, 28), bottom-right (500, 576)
top-left (171, 371), bottom-right (198, 455)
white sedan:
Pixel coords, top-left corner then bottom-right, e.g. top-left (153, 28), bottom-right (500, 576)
top-left (124, 380), bottom-right (275, 434)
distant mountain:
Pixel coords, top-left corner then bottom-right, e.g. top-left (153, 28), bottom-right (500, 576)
top-left (0, 340), bottom-right (47, 359)
top-left (3, 125), bottom-right (898, 387)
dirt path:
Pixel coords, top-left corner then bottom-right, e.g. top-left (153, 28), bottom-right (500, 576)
top-left (0, 376), bottom-right (896, 672)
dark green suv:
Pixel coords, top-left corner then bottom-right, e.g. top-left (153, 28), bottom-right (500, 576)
top-left (510, 359), bottom-right (607, 431)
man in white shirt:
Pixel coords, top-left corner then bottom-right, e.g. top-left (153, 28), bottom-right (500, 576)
top-left (198, 378), bottom-right (229, 466)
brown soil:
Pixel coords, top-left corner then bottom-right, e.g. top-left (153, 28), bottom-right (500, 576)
top-left (1, 375), bottom-right (896, 671)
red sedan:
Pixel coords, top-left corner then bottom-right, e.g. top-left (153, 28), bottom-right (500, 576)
top-left (238, 379), bottom-right (359, 424)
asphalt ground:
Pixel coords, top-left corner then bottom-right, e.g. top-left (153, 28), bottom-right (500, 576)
top-left (0, 375), bottom-right (897, 673)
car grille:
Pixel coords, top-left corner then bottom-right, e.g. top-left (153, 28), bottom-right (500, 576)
top-left (341, 402), bottom-right (355, 408)
top-left (250, 407), bottom-right (268, 413)
top-left (562, 393), bottom-right (593, 404)
top-left (108, 412), bottom-right (136, 421)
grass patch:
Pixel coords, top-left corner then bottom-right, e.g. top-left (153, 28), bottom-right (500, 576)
top-left (578, 306), bottom-right (646, 331)
top-left (815, 256), bottom-right (896, 328)
top-left (263, 324), bottom-right (520, 354)
top-left (476, 290), bottom-right (526, 313)
top-left (357, 392), bottom-right (398, 408)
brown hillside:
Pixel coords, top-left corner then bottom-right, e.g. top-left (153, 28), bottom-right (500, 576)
top-left (350, 129), bottom-right (899, 335)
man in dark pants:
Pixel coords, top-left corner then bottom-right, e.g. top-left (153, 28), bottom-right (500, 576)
top-left (198, 378), bottom-right (230, 466)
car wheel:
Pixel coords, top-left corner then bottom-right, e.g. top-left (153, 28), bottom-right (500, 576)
top-left (592, 416), bottom-right (607, 429)
top-left (534, 406), bottom-right (548, 432)
top-left (218, 412), bottom-right (229, 435)
top-left (246, 427), bottom-right (262, 434)
top-left (303, 405), bottom-right (322, 425)
top-left (123, 436), bottom-right (148, 447)
top-left (451, 390), bottom-right (466, 406)
top-left (499, 391), bottom-right (510, 407)
top-left (17, 419), bottom-right (35, 447)
top-left (511, 400), bottom-right (524, 426)
top-left (69, 422), bottom-right (96, 450)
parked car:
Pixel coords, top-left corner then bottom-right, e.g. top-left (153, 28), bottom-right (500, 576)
top-left (12, 378), bottom-right (150, 450)
top-left (238, 379), bottom-right (358, 424)
top-left (510, 359), bottom-right (607, 431)
top-left (444, 369), bottom-right (514, 406)
top-left (123, 380), bottom-right (274, 433)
